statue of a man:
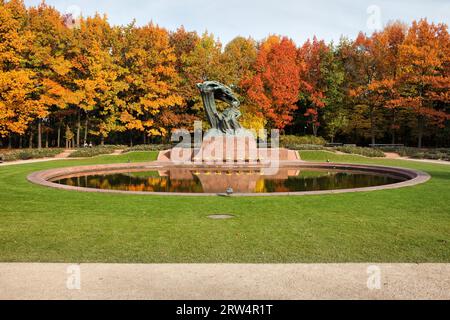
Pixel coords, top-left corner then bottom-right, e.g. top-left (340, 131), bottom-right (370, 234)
top-left (197, 81), bottom-right (250, 136)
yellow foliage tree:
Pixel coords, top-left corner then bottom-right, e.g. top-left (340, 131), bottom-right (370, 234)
top-left (0, 1), bottom-right (39, 142)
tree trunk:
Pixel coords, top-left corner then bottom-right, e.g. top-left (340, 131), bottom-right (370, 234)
top-left (57, 124), bottom-right (61, 148)
top-left (312, 124), bottom-right (318, 137)
top-left (37, 120), bottom-right (42, 149)
top-left (29, 129), bottom-right (33, 149)
top-left (417, 116), bottom-right (424, 148)
top-left (101, 136), bottom-right (105, 146)
top-left (84, 115), bottom-right (89, 145)
top-left (19, 135), bottom-right (22, 149)
top-left (370, 106), bottom-right (375, 146)
top-left (391, 110), bottom-right (396, 144)
top-left (143, 132), bottom-right (146, 145)
top-left (8, 135), bottom-right (12, 149)
top-left (45, 131), bottom-right (49, 148)
top-left (76, 110), bottom-right (81, 148)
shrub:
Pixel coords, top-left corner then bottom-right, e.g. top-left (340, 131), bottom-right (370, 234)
top-left (279, 135), bottom-right (327, 150)
top-left (279, 135), bottom-right (327, 147)
top-left (282, 144), bottom-right (326, 151)
top-left (335, 146), bottom-right (385, 157)
top-left (69, 145), bottom-right (126, 158)
top-left (407, 148), bottom-right (450, 161)
top-left (123, 144), bottom-right (172, 153)
top-left (0, 148), bottom-right (63, 161)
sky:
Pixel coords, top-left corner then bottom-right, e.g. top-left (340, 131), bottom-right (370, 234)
top-left (23, 0), bottom-right (450, 45)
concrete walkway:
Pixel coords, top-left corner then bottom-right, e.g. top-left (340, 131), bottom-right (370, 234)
top-left (54, 149), bottom-right (76, 158)
top-left (382, 152), bottom-right (450, 165)
top-left (384, 152), bottom-right (401, 159)
top-left (400, 157), bottom-right (450, 165)
top-left (1, 263), bottom-right (449, 300)
top-left (111, 149), bottom-right (124, 155)
top-left (1, 149), bottom-right (449, 167)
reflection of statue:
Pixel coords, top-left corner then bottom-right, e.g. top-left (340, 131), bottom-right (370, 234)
top-left (197, 81), bottom-right (251, 137)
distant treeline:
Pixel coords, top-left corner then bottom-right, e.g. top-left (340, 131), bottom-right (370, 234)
top-left (0, 0), bottom-right (449, 148)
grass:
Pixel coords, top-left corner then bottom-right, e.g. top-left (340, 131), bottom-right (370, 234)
top-left (0, 150), bottom-right (449, 263)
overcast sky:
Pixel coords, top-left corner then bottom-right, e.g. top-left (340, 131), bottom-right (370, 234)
top-left (23, 0), bottom-right (450, 45)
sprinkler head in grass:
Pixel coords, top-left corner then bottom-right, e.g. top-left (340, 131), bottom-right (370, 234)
top-left (207, 214), bottom-right (234, 219)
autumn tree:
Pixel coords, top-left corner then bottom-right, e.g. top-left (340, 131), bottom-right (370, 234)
top-left (345, 32), bottom-right (383, 145)
top-left (369, 22), bottom-right (406, 144)
top-left (220, 36), bottom-right (264, 132)
top-left (244, 36), bottom-right (300, 130)
top-left (221, 36), bottom-right (257, 87)
top-left (180, 32), bottom-right (229, 123)
top-left (27, 2), bottom-right (81, 148)
top-left (395, 19), bottom-right (450, 147)
top-left (169, 26), bottom-right (199, 107)
top-left (320, 45), bottom-right (347, 142)
top-left (297, 37), bottom-right (345, 136)
top-left (72, 14), bottom-right (128, 145)
top-left (1, 2), bottom-right (450, 149)
top-left (118, 23), bottom-right (185, 143)
top-left (0, 0), bottom-right (39, 147)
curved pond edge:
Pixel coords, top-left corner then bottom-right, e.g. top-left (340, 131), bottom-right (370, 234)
top-left (26, 161), bottom-right (431, 197)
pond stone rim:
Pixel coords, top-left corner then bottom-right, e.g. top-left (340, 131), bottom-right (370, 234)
top-left (26, 160), bottom-right (431, 197)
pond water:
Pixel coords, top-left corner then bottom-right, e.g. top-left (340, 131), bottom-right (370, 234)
top-left (51, 168), bottom-right (407, 194)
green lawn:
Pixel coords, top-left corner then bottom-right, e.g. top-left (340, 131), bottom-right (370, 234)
top-left (0, 151), bottom-right (449, 263)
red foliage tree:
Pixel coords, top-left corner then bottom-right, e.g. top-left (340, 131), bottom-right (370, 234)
top-left (243, 36), bottom-right (300, 130)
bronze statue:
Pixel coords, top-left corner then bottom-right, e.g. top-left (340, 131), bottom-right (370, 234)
top-left (197, 81), bottom-right (251, 137)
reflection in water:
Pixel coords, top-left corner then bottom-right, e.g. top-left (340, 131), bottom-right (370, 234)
top-left (52, 168), bottom-right (406, 193)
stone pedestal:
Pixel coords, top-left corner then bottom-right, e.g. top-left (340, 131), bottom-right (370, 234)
top-left (157, 136), bottom-right (300, 163)
top-left (193, 135), bottom-right (258, 163)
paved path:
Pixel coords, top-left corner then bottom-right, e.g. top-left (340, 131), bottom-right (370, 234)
top-left (382, 152), bottom-right (450, 165)
top-left (111, 149), bottom-right (124, 155)
top-left (0, 263), bottom-right (449, 300)
top-left (54, 149), bottom-right (76, 158)
top-left (401, 157), bottom-right (450, 165)
top-left (384, 152), bottom-right (401, 159)
top-left (1, 149), bottom-right (449, 167)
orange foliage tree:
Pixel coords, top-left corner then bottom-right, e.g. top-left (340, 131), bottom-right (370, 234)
top-left (395, 19), bottom-right (450, 147)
